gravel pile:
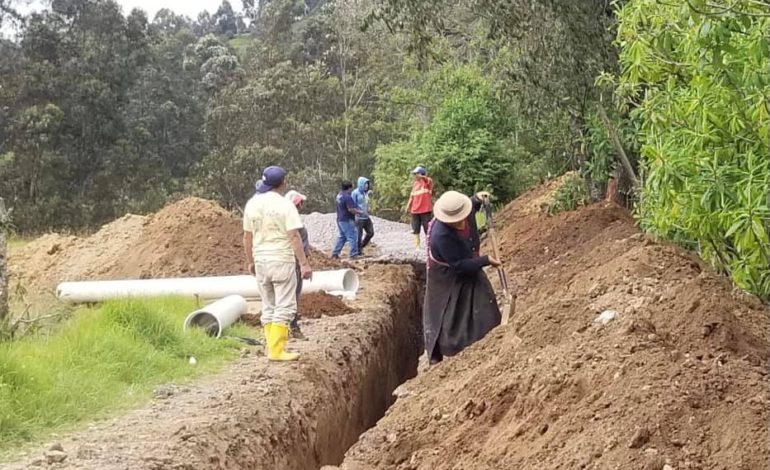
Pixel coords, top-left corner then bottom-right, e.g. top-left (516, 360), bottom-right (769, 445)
top-left (301, 213), bottom-right (426, 262)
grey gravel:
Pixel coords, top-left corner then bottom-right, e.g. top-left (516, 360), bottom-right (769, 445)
top-left (301, 212), bottom-right (426, 262)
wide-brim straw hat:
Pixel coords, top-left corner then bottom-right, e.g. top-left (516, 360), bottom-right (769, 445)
top-left (434, 191), bottom-right (472, 224)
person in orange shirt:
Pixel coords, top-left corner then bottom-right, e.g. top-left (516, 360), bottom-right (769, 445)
top-left (406, 165), bottom-right (434, 249)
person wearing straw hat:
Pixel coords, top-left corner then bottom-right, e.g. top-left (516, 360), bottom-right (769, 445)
top-left (423, 190), bottom-right (501, 365)
top-left (243, 166), bottom-right (312, 361)
top-left (285, 189), bottom-right (310, 340)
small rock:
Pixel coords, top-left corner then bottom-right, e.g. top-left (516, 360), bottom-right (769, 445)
top-left (392, 384), bottom-right (411, 399)
top-left (430, 408), bottom-right (442, 420)
top-left (644, 448), bottom-right (659, 455)
top-left (30, 457), bottom-right (46, 467)
top-left (154, 386), bottom-right (175, 399)
top-left (595, 310), bottom-right (620, 325)
top-left (628, 427), bottom-right (651, 449)
top-left (49, 443), bottom-right (64, 452)
top-left (663, 465), bottom-right (674, 470)
top-left (386, 432), bottom-right (398, 444)
top-left (538, 423), bottom-right (549, 435)
top-left (45, 450), bottom-right (68, 464)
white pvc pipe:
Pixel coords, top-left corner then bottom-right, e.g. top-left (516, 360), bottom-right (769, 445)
top-left (183, 295), bottom-right (248, 338)
top-left (56, 269), bottom-right (359, 303)
top-left (301, 269), bottom-right (359, 294)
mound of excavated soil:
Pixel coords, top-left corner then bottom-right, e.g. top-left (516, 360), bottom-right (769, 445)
top-left (239, 292), bottom-right (356, 326)
top-left (9, 214), bottom-right (149, 297)
top-left (299, 292), bottom-right (356, 319)
top-left (341, 198), bottom-right (770, 469)
top-left (11, 198), bottom-right (344, 297)
top-left (107, 197), bottom-right (243, 279)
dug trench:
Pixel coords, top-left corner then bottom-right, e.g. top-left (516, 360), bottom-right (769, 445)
top-left (5, 262), bottom-right (425, 470)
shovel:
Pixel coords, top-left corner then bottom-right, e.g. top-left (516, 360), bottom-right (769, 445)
top-left (483, 201), bottom-right (516, 325)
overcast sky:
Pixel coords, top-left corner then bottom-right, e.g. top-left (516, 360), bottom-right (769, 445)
top-left (15, 0), bottom-right (240, 21)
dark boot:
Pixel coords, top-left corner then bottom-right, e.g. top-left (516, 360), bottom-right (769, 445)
top-left (291, 324), bottom-right (307, 341)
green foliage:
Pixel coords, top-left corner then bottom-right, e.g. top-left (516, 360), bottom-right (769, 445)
top-left (0, 1), bottom-right (210, 232)
top-left (582, 106), bottom-right (639, 191)
top-left (372, 140), bottom-right (420, 214)
top-left (373, 64), bottom-right (514, 213)
top-left (0, 297), bottom-right (246, 451)
top-left (547, 174), bottom-right (588, 215)
top-left (614, 0), bottom-right (770, 298)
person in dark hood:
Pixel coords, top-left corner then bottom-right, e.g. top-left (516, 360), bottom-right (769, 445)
top-left (423, 190), bottom-right (501, 365)
top-left (351, 176), bottom-right (374, 252)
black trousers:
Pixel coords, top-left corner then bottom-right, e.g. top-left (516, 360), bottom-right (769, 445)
top-left (411, 212), bottom-right (432, 235)
top-left (357, 218), bottom-right (374, 249)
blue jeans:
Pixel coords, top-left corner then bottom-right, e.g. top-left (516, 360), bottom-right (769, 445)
top-left (332, 220), bottom-right (360, 257)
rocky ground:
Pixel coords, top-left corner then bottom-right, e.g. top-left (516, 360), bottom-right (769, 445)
top-left (301, 213), bottom-right (425, 262)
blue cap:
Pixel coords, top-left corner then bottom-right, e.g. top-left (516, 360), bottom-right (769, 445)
top-left (412, 165), bottom-right (427, 176)
top-left (255, 166), bottom-right (287, 193)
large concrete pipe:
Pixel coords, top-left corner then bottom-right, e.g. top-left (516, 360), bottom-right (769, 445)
top-left (183, 295), bottom-right (248, 338)
top-left (56, 269), bottom-right (359, 303)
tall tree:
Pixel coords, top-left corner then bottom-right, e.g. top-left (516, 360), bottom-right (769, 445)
top-left (213, 0), bottom-right (238, 36)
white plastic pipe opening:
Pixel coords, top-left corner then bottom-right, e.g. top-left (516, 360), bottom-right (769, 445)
top-left (56, 269), bottom-right (359, 303)
top-left (183, 295), bottom-right (248, 338)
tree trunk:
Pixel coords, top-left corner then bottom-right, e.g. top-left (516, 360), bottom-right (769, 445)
top-left (0, 197), bottom-right (8, 322)
top-left (597, 103), bottom-right (639, 188)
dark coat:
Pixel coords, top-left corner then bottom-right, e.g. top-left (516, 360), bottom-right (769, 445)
top-left (423, 198), bottom-right (501, 360)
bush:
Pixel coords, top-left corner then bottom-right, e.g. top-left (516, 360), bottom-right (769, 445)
top-left (615, 0), bottom-right (770, 298)
top-left (373, 64), bottom-right (514, 214)
top-left (547, 174), bottom-right (588, 215)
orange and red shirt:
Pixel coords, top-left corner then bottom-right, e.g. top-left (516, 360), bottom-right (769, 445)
top-left (410, 177), bottom-right (433, 214)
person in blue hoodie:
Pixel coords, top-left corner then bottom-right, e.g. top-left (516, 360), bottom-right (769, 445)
top-left (351, 176), bottom-right (374, 252)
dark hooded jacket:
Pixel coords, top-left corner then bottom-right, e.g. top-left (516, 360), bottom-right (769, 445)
top-left (423, 196), bottom-right (501, 359)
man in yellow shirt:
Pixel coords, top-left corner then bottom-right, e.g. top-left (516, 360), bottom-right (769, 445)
top-left (243, 166), bottom-right (312, 361)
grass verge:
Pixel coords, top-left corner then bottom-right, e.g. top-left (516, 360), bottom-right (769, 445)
top-left (0, 297), bottom-right (252, 455)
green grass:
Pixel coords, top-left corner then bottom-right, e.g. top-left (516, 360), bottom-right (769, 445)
top-left (7, 235), bottom-right (31, 252)
top-left (228, 35), bottom-right (252, 57)
top-left (0, 297), bottom-right (253, 454)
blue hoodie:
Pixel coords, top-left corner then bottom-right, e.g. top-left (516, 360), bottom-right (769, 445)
top-left (351, 176), bottom-right (370, 220)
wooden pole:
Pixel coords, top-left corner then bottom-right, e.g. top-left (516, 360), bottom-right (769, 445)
top-left (597, 103), bottom-right (639, 188)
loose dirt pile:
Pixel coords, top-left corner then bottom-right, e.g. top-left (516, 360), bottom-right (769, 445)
top-left (239, 292), bottom-right (356, 326)
top-left (10, 198), bottom-right (343, 298)
top-left (299, 292), bottom-right (357, 319)
top-left (341, 191), bottom-right (770, 468)
top-left (107, 197), bottom-right (244, 279)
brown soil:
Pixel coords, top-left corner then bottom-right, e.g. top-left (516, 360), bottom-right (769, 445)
top-left (299, 292), bottom-right (357, 319)
top-left (310, 247), bottom-right (346, 270)
top-left (10, 197), bottom-right (343, 297)
top-left (340, 198), bottom-right (770, 469)
top-left (238, 292), bottom-right (356, 326)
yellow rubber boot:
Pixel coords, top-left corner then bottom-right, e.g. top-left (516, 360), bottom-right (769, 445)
top-left (268, 323), bottom-right (299, 362)
top-left (414, 234), bottom-right (421, 250)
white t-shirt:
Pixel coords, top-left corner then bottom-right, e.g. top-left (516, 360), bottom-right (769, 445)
top-left (243, 191), bottom-right (304, 264)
